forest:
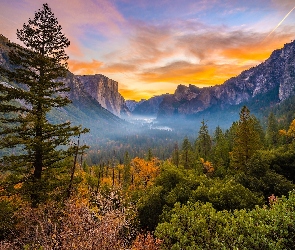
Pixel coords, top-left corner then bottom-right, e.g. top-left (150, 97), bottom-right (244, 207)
top-left (1, 3), bottom-right (295, 250)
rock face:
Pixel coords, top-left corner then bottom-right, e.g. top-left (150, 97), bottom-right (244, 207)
top-left (126, 99), bottom-right (146, 112)
top-left (132, 95), bottom-right (169, 116)
top-left (157, 40), bottom-right (295, 118)
top-left (74, 74), bottom-right (130, 117)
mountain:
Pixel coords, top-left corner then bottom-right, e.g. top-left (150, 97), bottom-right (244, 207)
top-left (74, 74), bottom-right (130, 117)
top-left (0, 34), bottom-right (128, 139)
top-left (126, 99), bottom-right (146, 112)
top-left (157, 40), bottom-right (295, 119)
top-left (0, 34), bottom-right (130, 118)
top-left (132, 94), bottom-right (170, 116)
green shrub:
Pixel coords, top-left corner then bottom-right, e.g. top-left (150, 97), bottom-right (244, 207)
top-left (156, 191), bottom-right (295, 250)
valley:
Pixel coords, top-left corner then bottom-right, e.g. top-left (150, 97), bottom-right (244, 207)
top-left (1, 2), bottom-right (295, 248)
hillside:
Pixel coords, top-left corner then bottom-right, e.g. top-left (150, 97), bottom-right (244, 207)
top-left (0, 34), bottom-right (128, 140)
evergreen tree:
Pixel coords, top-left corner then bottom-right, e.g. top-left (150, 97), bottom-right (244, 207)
top-left (0, 4), bottom-right (87, 206)
top-left (171, 143), bottom-right (180, 167)
top-left (180, 137), bottom-right (194, 169)
top-left (195, 119), bottom-right (212, 160)
top-left (253, 116), bottom-right (265, 146)
top-left (266, 112), bottom-right (279, 147)
top-left (231, 106), bottom-right (262, 170)
top-left (147, 148), bottom-right (153, 161)
top-left (212, 126), bottom-right (230, 168)
top-left (225, 121), bottom-right (238, 153)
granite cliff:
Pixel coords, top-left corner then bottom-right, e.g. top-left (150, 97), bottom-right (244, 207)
top-left (68, 74), bottom-right (129, 117)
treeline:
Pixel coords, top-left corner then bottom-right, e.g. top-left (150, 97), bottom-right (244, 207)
top-left (76, 105), bottom-right (295, 249)
top-left (1, 107), bottom-right (295, 248)
top-left (85, 129), bottom-right (178, 165)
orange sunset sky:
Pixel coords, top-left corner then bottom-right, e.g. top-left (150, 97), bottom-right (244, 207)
top-left (1, 0), bottom-right (295, 100)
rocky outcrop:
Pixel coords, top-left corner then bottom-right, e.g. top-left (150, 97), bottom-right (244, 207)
top-left (132, 95), bottom-right (169, 116)
top-left (126, 99), bottom-right (146, 112)
top-left (74, 74), bottom-right (130, 117)
top-left (158, 40), bottom-right (295, 118)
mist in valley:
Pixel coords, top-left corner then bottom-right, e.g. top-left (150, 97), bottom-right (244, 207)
top-left (81, 109), bottom-right (241, 165)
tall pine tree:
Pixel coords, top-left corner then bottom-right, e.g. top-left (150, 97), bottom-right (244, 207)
top-left (231, 106), bottom-right (262, 170)
top-left (266, 112), bottom-right (279, 147)
top-left (180, 137), bottom-right (195, 169)
top-left (0, 4), bottom-right (87, 205)
top-left (171, 142), bottom-right (180, 167)
top-left (195, 119), bottom-right (212, 160)
top-left (212, 126), bottom-right (230, 168)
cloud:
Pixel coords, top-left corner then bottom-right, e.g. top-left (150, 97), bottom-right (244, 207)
top-left (2, 0), bottom-right (295, 101)
top-left (85, 16), bottom-right (295, 99)
top-left (41, 0), bottom-right (125, 36)
top-left (134, 27), bottom-right (295, 86)
top-left (1, 0), bottom-right (126, 42)
top-left (221, 33), bottom-right (294, 61)
top-left (66, 39), bottom-right (84, 58)
top-left (119, 86), bottom-right (160, 100)
top-left (117, 21), bottom-right (177, 65)
top-left (103, 19), bottom-right (208, 67)
top-left (138, 61), bottom-right (250, 86)
top-left (68, 59), bottom-right (103, 75)
top-left (100, 63), bottom-right (138, 73)
top-left (118, 88), bottom-right (143, 100)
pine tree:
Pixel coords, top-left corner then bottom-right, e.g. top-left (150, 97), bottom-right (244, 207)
top-left (147, 148), bottom-right (153, 161)
top-left (171, 143), bottom-right (180, 167)
top-left (195, 119), bottom-right (212, 160)
top-left (180, 137), bottom-right (194, 169)
top-left (266, 112), bottom-right (279, 147)
top-left (231, 106), bottom-right (262, 170)
top-left (212, 126), bottom-right (230, 168)
top-left (0, 4), bottom-right (88, 206)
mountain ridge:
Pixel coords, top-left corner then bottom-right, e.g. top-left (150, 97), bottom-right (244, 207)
top-left (128, 39), bottom-right (295, 119)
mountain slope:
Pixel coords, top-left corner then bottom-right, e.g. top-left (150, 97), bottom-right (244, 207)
top-left (132, 94), bottom-right (170, 116)
top-left (0, 34), bottom-right (128, 139)
top-left (157, 40), bottom-right (295, 119)
top-left (126, 99), bottom-right (146, 112)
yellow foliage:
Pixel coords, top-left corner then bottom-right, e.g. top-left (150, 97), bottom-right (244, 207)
top-left (279, 129), bottom-right (287, 136)
top-left (84, 157), bottom-right (160, 192)
top-left (279, 119), bottom-right (295, 141)
top-left (14, 182), bottom-right (23, 190)
top-left (130, 157), bottom-right (160, 190)
top-left (74, 169), bottom-right (91, 205)
top-left (200, 158), bottom-right (214, 174)
top-left (101, 177), bottom-right (113, 186)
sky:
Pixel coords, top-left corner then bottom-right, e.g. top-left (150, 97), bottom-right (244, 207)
top-left (1, 0), bottom-right (295, 101)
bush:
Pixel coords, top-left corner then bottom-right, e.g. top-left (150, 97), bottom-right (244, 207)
top-left (155, 191), bottom-right (295, 250)
top-left (0, 191), bottom-right (137, 249)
